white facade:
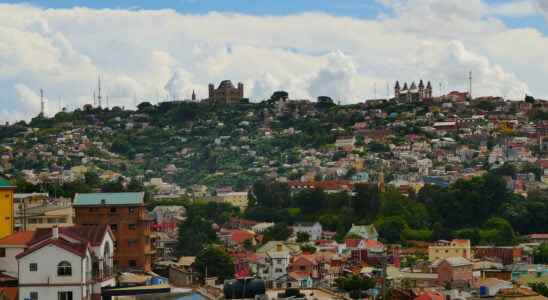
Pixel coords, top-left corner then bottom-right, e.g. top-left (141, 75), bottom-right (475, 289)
top-left (265, 250), bottom-right (290, 281)
top-left (0, 245), bottom-right (25, 277)
top-left (293, 222), bottom-right (322, 241)
top-left (18, 244), bottom-right (93, 300)
top-left (17, 227), bottom-right (116, 300)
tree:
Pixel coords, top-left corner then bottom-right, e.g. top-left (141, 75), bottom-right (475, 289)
top-left (335, 275), bottom-right (375, 298)
top-left (194, 245), bottom-right (234, 282)
top-left (352, 184), bottom-right (380, 222)
top-left (263, 223), bottom-right (290, 243)
top-left (270, 91), bottom-right (289, 102)
top-left (534, 243), bottom-right (548, 264)
top-left (300, 244), bottom-right (317, 254)
top-left (296, 232), bottom-right (310, 243)
top-left (377, 216), bottom-right (408, 243)
top-left (137, 102), bottom-right (153, 111)
top-left (482, 217), bottom-right (515, 246)
top-left (529, 283), bottom-right (548, 297)
top-left (176, 215), bottom-right (219, 256)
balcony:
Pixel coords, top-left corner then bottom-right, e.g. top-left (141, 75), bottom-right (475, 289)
top-left (91, 266), bottom-right (116, 282)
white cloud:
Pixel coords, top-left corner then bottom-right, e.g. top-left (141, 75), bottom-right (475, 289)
top-left (0, 2), bottom-right (546, 122)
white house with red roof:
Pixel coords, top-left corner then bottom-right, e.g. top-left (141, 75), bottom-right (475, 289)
top-left (0, 231), bottom-right (35, 278)
top-left (16, 225), bottom-right (115, 300)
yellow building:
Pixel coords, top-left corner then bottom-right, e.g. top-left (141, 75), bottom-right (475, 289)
top-left (428, 239), bottom-right (471, 262)
top-left (214, 192), bottom-right (249, 211)
top-left (0, 177), bottom-right (15, 239)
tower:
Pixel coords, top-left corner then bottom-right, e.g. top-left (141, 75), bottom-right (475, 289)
top-left (97, 76), bottom-right (103, 108)
top-left (394, 81), bottom-right (401, 99)
top-left (237, 82), bottom-right (244, 98)
top-left (468, 71), bottom-right (473, 100)
top-left (192, 90), bottom-right (196, 101)
top-left (426, 81), bottom-right (433, 99)
top-left (419, 80), bottom-right (425, 99)
top-left (378, 166), bottom-right (385, 193)
top-left (40, 89), bottom-right (45, 117)
top-left (208, 84), bottom-right (215, 99)
top-left (0, 177), bottom-right (15, 239)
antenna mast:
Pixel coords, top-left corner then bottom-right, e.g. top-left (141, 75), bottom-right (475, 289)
top-left (468, 71), bottom-right (473, 100)
top-left (40, 89), bottom-right (45, 117)
top-left (97, 75), bottom-right (103, 108)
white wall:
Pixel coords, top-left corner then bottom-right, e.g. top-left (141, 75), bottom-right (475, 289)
top-left (18, 244), bottom-right (84, 285)
top-left (0, 246), bottom-right (25, 277)
top-left (19, 285), bottom-right (85, 300)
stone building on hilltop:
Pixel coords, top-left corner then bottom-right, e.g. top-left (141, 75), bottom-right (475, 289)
top-left (208, 80), bottom-right (244, 104)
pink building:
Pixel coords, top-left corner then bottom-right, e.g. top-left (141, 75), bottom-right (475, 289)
top-left (433, 257), bottom-right (474, 287)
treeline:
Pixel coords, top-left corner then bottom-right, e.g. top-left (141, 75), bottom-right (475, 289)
top-left (245, 173), bottom-right (548, 245)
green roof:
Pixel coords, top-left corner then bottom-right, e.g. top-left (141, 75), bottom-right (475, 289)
top-left (73, 192), bottom-right (144, 206)
top-left (0, 177), bottom-right (15, 189)
top-left (347, 224), bottom-right (378, 239)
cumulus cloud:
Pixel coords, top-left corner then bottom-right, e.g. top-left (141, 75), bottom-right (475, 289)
top-left (0, 2), bottom-right (547, 122)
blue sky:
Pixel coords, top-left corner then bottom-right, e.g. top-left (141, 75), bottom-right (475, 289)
top-left (4, 0), bottom-right (546, 32)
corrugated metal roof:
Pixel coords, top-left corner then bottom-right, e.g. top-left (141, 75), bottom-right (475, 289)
top-left (73, 192), bottom-right (144, 206)
top-left (0, 177), bottom-right (15, 188)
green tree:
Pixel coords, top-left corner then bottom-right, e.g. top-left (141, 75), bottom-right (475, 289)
top-left (194, 245), bottom-right (234, 281)
top-left (263, 223), bottom-right (290, 243)
top-left (529, 283), bottom-right (548, 297)
top-left (534, 243), bottom-right (548, 264)
top-left (296, 232), bottom-right (310, 243)
top-left (377, 216), bottom-right (408, 243)
top-left (176, 215), bottom-right (219, 256)
top-left (300, 244), bottom-right (317, 254)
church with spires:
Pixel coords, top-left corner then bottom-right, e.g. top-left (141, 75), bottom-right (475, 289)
top-left (394, 80), bottom-right (432, 103)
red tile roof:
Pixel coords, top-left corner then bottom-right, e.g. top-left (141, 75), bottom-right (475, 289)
top-left (0, 231), bottom-right (35, 247)
top-left (16, 237), bottom-right (89, 260)
top-left (31, 225), bottom-right (111, 246)
top-left (345, 239), bottom-right (361, 248)
top-left (229, 230), bottom-right (255, 245)
top-left (529, 233), bottom-right (548, 239)
top-left (415, 292), bottom-right (444, 300)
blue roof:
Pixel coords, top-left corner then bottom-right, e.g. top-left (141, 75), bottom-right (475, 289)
top-left (0, 177), bottom-right (15, 189)
top-left (73, 192), bottom-right (144, 206)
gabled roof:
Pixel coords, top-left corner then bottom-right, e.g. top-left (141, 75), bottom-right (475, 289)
top-left (347, 224), bottom-right (378, 239)
top-left (74, 192), bottom-right (144, 206)
top-left (432, 256), bottom-right (472, 268)
top-left (30, 225), bottom-right (112, 247)
top-left (0, 231), bottom-right (35, 247)
top-left (16, 237), bottom-right (89, 260)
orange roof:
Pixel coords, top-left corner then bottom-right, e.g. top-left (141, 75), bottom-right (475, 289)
top-left (230, 230), bottom-right (255, 244)
top-left (0, 231), bottom-right (35, 247)
top-left (415, 292), bottom-right (444, 300)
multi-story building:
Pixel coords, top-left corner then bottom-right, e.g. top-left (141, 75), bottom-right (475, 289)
top-left (213, 192), bottom-right (249, 211)
top-left (293, 222), bottom-right (322, 241)
top-left (428, 239), bottom-right (471, 262)
top-left (73, 192), bottom-right (153, 272)
top-left (0, 178), bottom-right (15, 239)
top-left (16, 225), bottom-right (116, 300)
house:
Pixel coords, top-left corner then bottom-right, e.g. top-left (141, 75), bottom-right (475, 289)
top-left (214, 192), bottom-right (249, 211)
top-left (169, 256), bottom-right (198, 286)
top-left (432, 257), bottom-right (474, 287)
top-left (428, 239), bottom-right (471, 262)
top-left (495, 285), bottom-right (548, 300)
top-left (264, 244), bottom-right (291, 282)
top-left (0, 231), bottom-right (35, 278)
top-left (473, 246), bottom-right (524, 265)
top-left (0, 178), bottom-right (15, 240)
top-left (475, 278), bottom-right (513, 297)
top-left (73, 192), bottom-right (153, 272)
top-left (335, 137), bottom-right (355, 152)
top-left (287, 255), bottom-right (321, 281)
top-left (346, 224), bottom-right (378, 240)
top-left (527, 234), bottom-right (548, 244)
top-left (414, 291), bottom-right (444, 300)
top-left (293, 222), bottom-right (322, 241)
top-left (16, 225), bottom-right (116, 300)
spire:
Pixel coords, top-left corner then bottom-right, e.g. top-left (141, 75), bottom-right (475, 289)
top-left (395, 81), bottom-right (400, 89)
top-left (192, 90), bottom-right (196, 101)
top-left (403, 82), bottom-right (408, 90)
top-left (419, 79), bottom-right (424, 88)
top-left (40, 89), bottom-right (45, 117)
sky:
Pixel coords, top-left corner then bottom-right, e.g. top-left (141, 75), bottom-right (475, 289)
top-left (0, 0), bottom-right (548, 122)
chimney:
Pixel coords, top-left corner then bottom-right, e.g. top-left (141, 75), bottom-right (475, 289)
top-left (276, 244), bottom-right (283, 252)
top-left (52, 226), bottom-right (59, 239)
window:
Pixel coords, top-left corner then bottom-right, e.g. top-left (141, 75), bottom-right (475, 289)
top-left (110, 207), bottom-right (117, 213)
top-left (275, 268), bottom-right (283, 273)
top-left (128, 240), bottom-right (137, 248)
top-left (129, 260), bottom-right (137, 267)
top-left (30, 292), bottom-right (38, 300)
top-left (110, 224), bottom-right (118, 232)
top-left (113, 241), bottom-right (118, 248)
top-left (128, 224), bottom-right (136, 230)
top-left (129, 207), bottom-right (136, 214)
top-left (0, 248), bottom-right (5, 257)
top-left (29, 263), bottom-right (38, 272)
top-left (299, 266), bottom-right (306, 271)
top-left (57, 261), bottom-right (72, 276)
top-left (58, 291), bottom-right (73, 300)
